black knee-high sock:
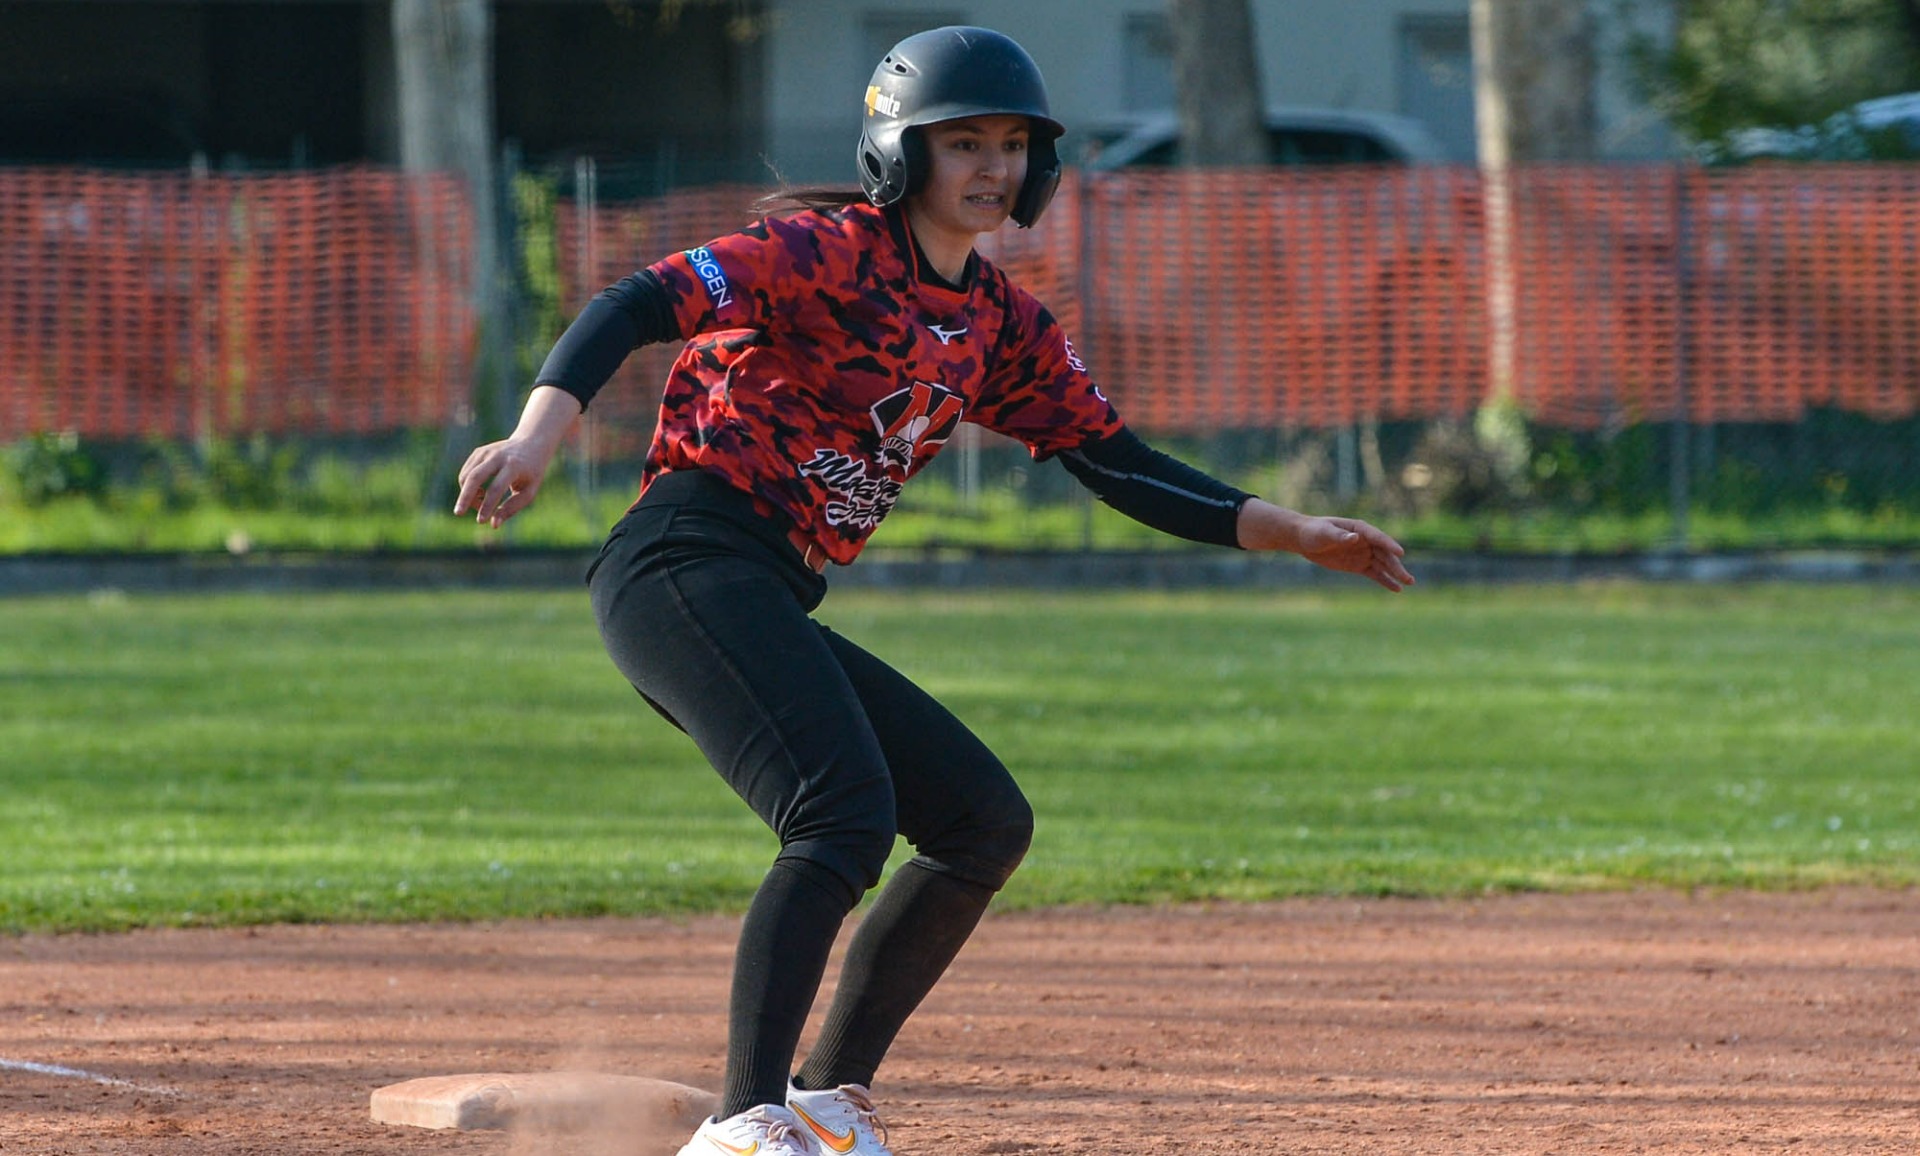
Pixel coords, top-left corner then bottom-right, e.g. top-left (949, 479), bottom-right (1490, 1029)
top-left (723, 858), bottom-right (857, 1118)
top-left (793, 861), bottom-right (996, 1092)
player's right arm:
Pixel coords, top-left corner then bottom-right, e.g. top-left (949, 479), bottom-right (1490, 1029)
top-left (454, 222), bottom-right (786, 527)
top-left (452, 266), bottom-right (687, 528)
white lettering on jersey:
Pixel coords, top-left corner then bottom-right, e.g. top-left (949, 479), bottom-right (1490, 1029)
top-left (686, 247), bottom-right (733, 311)
top-left (799, 450), bottom-right (904, 531)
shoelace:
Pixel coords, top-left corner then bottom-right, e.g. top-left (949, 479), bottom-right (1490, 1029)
top-left (764, 1119), bottom-right (804, 1145)
top-left (740, 1107), bottom-right (807, 1149)
top-left (836, 1087), bottom-right (889, 1148)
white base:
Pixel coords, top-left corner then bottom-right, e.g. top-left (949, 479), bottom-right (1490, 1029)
top-left (370, 1071), bottom-right (717, 1135)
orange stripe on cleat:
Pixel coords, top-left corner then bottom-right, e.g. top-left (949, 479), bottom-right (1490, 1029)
top-left (792, 1106), bottom-right (857, 1154)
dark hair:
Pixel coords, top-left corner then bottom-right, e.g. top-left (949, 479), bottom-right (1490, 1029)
top-left (751, 185), bottom-right (869, 218)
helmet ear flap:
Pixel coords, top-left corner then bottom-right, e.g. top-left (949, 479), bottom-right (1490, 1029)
top-left (859, 132), bottom-right (909, 206)
top-left (1011, 135), bottom-right (1061, 228)
top-left (858, 127), bottom-right (932, 207)
top-left (899, 127), bottom-right (929, 199)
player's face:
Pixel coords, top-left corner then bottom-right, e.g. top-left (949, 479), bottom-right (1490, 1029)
top-left (911, 115), bottom-right (1031, 243)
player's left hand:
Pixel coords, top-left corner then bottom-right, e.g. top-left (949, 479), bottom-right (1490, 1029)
top-left (1296, 516), bottom-right (1415, 592)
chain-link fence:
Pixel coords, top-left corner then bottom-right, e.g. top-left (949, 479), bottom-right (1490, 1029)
top-left (3, 161), bottom-right (1917, 555)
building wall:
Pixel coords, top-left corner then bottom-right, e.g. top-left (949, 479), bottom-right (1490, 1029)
top-left (0, 0), bottom-right (762, 184)
top-left (2, 1), bottom-right (383, 168)
top-left (761, 0), bottom-right (1674, 184)
top-left (494, 1), bottom-right (764, 188)
top-left (0, 0), bottom-right (1673, 178)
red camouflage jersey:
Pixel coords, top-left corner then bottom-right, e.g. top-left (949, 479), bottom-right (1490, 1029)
top-left (641, 201), bottom-right (1122, 565)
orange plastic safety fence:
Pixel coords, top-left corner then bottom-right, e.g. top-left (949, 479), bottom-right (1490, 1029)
top-left (1072, 167), bottom-right (1488, 429)
top-left (11, 165), bottom-right (1918, 444)
top-left (0, 167), bottom-right (474, 440)
top-left (1504, 165), bottom-right (1920, 426)
top-left (1500, 167), bottom-right (1683, 427)
top-left (1679, 165), bottom-right (1920, 424)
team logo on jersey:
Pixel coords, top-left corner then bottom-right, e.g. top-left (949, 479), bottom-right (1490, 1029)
top-left (872, 380), bottom-right (964, 473)
top-left (1064, 336), bottom-right (1086, 374)
top-left (928, 323), bottom-right (968, 345)
top-left (796, 382), bottom-right (965, 534)
top-left (798, 450), bottom-right (902, 533)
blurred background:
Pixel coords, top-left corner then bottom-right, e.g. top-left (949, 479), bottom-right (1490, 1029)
top-left (2, 0), bottom-right (1917, 558)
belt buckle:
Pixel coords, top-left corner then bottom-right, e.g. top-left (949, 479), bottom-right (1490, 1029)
top-left (789, 527), bottom-right (828, 573)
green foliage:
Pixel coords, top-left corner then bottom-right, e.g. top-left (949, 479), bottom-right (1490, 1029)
top-left (1627, 0), bottom-right (1920, 148)
top-left (511, 168), bottom-right (568, 380)
top-left (1369, 408), bottom-right (1920, 547)
top-left (1, 587), bottom-right (1915, 932)
top-left (2, 417), bottom-right (1918, 555)
top-left (203, 434), bottom-right (301, 509)
top-left (1521, 423), bottom-right (1669, 516)
top-left (1, 432), bottom-right (105, 506)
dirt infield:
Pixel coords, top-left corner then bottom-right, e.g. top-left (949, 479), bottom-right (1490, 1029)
top-left (3, 889), bottom-right (1915, 1155)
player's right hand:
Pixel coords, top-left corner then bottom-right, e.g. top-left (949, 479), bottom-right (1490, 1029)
top-left (454, 439), bottom-right (548, 529)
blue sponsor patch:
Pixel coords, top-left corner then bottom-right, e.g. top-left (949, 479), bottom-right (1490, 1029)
top-left (686, 246), bottom-right (734, 311)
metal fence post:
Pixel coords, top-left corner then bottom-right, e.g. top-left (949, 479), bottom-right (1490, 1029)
top-left (1669, 165), bottom-right (1692, 551)
top-left (574, 154), bottom-right (598, 511)
top-left (1076, 171), bottom-right (1099, 553)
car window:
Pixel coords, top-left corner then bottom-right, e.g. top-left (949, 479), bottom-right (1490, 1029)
top-left (1130, 139), bottom-right (1180, 166)
top-left (1269, 128), bottom-right (1398, 165)
top-left (1110, 126), bottom-right (1404, 168)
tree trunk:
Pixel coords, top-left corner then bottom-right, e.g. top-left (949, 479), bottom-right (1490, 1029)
top-left (392, 0), bottom-right (515, 444)
top-left (1167, 0), bottom-right (1265, 166)
top-left (1474, 0), bottom-right (1597, 167)
top-left (393, 0), bottom-right (494, 180)
top-left (1472, 0), bottom-right (1597, 402)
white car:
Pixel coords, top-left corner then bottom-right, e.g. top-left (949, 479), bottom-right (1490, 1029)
top-left (1719, 90), bottom-right (1920, 162)
top-left (1074, 106), bottom-right (1450, 169)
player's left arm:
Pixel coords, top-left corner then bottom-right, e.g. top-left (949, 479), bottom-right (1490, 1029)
top-left (984, 293), bottom-right (1411, 592)
top-left (1059, 429), bottom-right (1414, 593)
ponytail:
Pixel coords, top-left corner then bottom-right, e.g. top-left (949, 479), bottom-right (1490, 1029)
top-left (751, 185), bottom-right (870, 218)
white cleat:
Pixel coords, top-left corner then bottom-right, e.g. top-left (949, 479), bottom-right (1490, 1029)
top-left (677, 1104), bottom-right (817, 1156)
top-left (787, 1083), bottom-right (894, 1156)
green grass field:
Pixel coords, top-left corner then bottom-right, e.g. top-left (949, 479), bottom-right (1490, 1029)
top-left (2, 584), bottom-right (1915, 933)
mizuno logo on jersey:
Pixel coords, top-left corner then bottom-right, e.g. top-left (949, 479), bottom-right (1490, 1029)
top-left (929, 323), bottom-right (968, 345)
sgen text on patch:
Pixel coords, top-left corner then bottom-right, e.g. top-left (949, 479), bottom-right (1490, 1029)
top-left (686, 247), bottom-right (734, 312)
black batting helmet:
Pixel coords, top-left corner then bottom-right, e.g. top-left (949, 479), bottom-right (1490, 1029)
top-left (857, 26), bottom-right (1065, 228)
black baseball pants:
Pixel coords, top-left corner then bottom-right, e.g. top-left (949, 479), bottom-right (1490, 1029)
top-left (587, 468), bottom-right (1033, 1116)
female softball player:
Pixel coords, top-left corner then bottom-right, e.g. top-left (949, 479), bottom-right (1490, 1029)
top-left (455, 25), bottom-right (1413, 1156)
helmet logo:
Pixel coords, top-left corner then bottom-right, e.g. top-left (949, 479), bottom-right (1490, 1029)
top-left (865, 85), bottom-right (902, 118)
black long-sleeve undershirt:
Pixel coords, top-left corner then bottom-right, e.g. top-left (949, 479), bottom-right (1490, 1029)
top-left (533, 270), bottom-right (680, 409)
top-left (1057, 429), bottom-right (1252, 548)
